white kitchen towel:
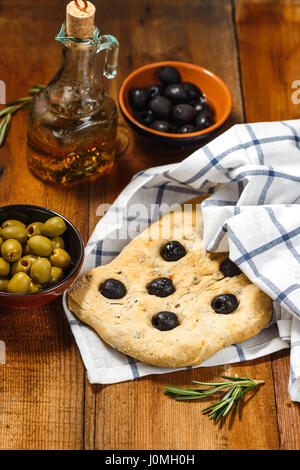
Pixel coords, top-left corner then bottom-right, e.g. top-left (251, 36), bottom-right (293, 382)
top-left (63, 119), bottom-right (300, 401)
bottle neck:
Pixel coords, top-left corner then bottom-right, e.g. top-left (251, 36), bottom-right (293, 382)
top-left (60, 43), bottom-right (95, 81)
top-left (47, 41), bottom-right (104, 117)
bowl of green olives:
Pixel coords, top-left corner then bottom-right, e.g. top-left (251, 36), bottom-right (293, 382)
top-left (119, 61), bottom-right (232, 144)
top-left (0, 205), bottom-right (84, 308)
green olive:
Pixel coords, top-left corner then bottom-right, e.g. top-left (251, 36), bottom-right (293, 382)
top-left (0, 225), bottom-right (27, 244)
top-left (11, 258), bottom-right (31, 276)
top-left (42, 216), bottom-right (67, 237)
top-left (0, 257), bottom-right (10, 277)
top-left (28, 281), bottom-right (42, 293)
top-left (26, 221), bottom-right (44, 238)
top-left (48, 266), bottom-right (64, 285)
top-left (7, 272), bottom-right (31, 294)
top-left (30, 258), bottom-right (52, 284)
top-left (49, 248), bottom-right (71, 269)
top-left (51, 236), bottom-right (65, 250)
top-left (0, 278), bottom-right (9, 292)
top-left (1, 239), bottom-right (22, 262)
top-left (0, 236), bottom-right (3, 248)
top-left (27, 235), bottom-right (53, 257)
top-left (1, 219), bottom-right (26, 229)
top-left (22, 254), bottom-right (38, 265)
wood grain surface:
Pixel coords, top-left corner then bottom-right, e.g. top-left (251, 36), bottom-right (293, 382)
top-left (0, 0), bottom-right (298, 450)
top-left (235, 0), bottom-right (300, 450)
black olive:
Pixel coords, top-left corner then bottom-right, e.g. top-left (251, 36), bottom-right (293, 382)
top-left (147, 277), bottom-right (175, 298)
top-left (190, 94), bottom-right (208, 106)
top-left (192, 101), bottom-right (214, 119)
top-left (183, 82), bottom-right (202, 100)
top-left (152, 311), bottom-right (179, 331)
top-left (172, 104), bottom-right (197, 124)
top-left (147, 84), bottom-right (164, 99)
top-left (136, 109), bottom-right (154, 126)
top-left (159, 65), bottom-right (181, 85)
top-left (163, 84), bottom-right (188, 104)
top-left (195, 112), bottom-right (214, 130)
top-left (220, 258), bottom-right (242, 277)
top-left (177, 124), bottom-right (196, 134)
top-left (100, 278), bottom-right (126, 299)
top-left (128, 87), bottom-right (148, 111)
top-left (149, 96), bottom-right (173, 118)
top-left (211, 294), bottom-right (239, 314)
top-left (150, 120), bottom-right (171, 132)
top-left (160, 241), bottom-right (186, 261)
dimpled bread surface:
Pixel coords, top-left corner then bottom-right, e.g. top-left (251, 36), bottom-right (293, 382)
top-left (67, 197), bottom-right (272, 367)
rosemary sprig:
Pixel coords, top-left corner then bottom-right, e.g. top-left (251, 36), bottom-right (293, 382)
top-left (0, 84), bottom-right (45, 147)
top-left (165, 375), bottom-right (264, 423)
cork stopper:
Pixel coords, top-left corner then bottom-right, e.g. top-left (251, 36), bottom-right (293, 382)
top-left (66, 1), bottom-right (96, 39)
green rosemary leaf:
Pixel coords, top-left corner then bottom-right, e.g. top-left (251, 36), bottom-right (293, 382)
top-left (0, 115), bottom-right (7, 131)
top-left (164, 374), bottom-right (264, 424)
top-left (0, 114), bottom-right (12, 146)
top-left (223, 388), bottom-right (240, 416)
top-left (173, 395), bottom-right (208, 401)
top-left (220, 385), bottom-right (236, 401)
top-left (189, 388), bottom-right (211, 392)
top-left (235, 399), bottom-right (241, 414)
top-left (210, 397), bottom-right (232, 413)
top-left (239, 385), bottom-right (256, 398)
top-left (165, 383), bottom-right (232, 399)
top-left (213, 408), bottom-right (226, 423)
top-left (6, 97), bottom-right (33, 106)
top-left (220, 375), bottom-right (247, 381)
top-left (0, 84), bottom-right (46, 149)
top-left (193, 384), bottom-right (232, 395)
top-left (164, 386), bottom-right (203, 396)
top-left (244, 376), bottom-right (257, 385)
top-left (29, 84), bottom-right (46, 95)
top-left (192, 380), bottom-right (234, 386)
top-left (0, 105), bottom-right (20, 117)
top-left (201, 402), bottom-right (220, 413)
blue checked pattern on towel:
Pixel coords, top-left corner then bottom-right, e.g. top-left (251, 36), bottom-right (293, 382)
top-left (63, 119), bottom-right (300, 402)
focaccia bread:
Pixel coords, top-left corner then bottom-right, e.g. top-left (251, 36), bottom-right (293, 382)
top-left (67, 197), bottom-right (272, 367)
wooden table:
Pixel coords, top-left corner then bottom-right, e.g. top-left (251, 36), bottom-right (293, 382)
top-left (0, 0), bottom-right (299, 450)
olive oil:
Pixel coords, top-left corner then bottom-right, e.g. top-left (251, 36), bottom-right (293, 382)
top-left (26, 1), bottom-right (119, 186)
top-left (27, 90), bottom-right (117, 186)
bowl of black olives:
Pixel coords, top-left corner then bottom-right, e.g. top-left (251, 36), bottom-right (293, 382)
top-left (119, 61), bottom-right (232, 144)
top-left (0, 204), bottom-right (84, 308)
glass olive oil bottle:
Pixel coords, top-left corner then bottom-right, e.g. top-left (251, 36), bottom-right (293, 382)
top-left (27, 1), bottom-right (119, 186)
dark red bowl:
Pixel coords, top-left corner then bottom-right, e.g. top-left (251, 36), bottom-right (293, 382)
top-left (0, 205), bottom-right (84, 308)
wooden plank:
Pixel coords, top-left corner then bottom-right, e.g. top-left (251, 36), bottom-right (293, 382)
top-left (0, 0), bottom-right (87, 450)
top-left (235, 0), bottom-right (300, 450)
top-left (88, 0), bottom-right (279, 450)
top-left (95, 361), bottom-right (279, 450)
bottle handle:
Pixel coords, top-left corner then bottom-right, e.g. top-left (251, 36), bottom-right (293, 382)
top-left (97, 34), bottom-right (119, 79)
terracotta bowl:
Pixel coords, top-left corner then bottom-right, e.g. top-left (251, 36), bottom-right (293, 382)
top-left (0, 205), bottom-right (84, 308)
top-left (119, 61), bottom-right (232, 144)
